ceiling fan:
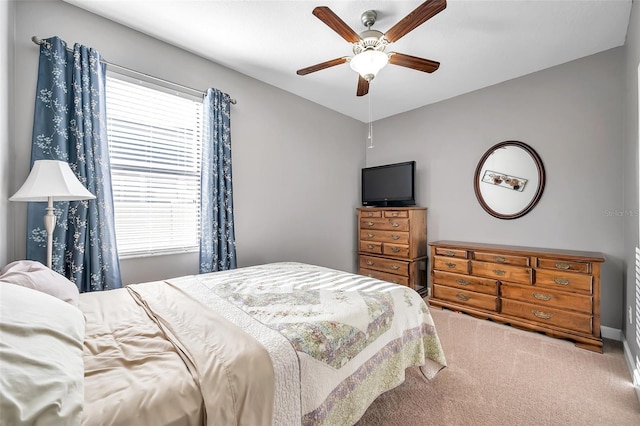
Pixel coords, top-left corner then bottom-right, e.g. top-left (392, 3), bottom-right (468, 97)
top-left (296, 0), bottom-right (447, 96)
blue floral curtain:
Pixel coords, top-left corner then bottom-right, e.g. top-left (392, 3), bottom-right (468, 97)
top-left (27, 36), bottom-right (121, 291)
top-left (200, 88), bottom-right (237, 273)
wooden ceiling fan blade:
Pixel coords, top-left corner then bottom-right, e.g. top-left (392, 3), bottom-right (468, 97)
top-left (312, 6), bottom-right (361, 43)
top-left (389, 52), bottom-right (440, 73)
top-left (297, 57), bottom-right (348, 75)
top-left (356, 75), bottom-right (369, 97)
top-left (384, 0), bottom-right (447, 43)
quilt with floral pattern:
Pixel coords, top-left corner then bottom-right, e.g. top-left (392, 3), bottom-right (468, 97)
top-left (168, 262), bottom-right (447, 426)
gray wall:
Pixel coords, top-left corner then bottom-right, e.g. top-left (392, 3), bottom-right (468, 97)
top-left (0, 1), bottom-right (13, 267)
top-left (10, 0), bottom-right (365, 283)
top-left (368, 48), bottom-right (625, 331)
top-left (623, 0), bottom-right (640, 379)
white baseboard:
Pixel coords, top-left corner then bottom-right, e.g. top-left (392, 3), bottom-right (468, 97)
top-left (601, 326), bottom-right (622, 341)
top-left (622, 336), bottom-right (640, 405)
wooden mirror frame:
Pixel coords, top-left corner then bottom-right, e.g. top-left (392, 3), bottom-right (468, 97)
top-left (473, 141), bottom-right (546, 220)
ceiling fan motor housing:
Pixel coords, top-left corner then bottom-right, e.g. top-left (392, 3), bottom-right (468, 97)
top-left (353, 29), bottom-right (387, 55)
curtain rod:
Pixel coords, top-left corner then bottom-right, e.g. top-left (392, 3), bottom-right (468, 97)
top-left (31, 36), bottom-right (237, 104)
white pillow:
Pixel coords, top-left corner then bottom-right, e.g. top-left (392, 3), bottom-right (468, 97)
top-left (0, 260), bottom-right (79, 306)
top-left (0, 283), bottom-right (85, 425)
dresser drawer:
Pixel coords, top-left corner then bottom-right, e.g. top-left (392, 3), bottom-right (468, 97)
top-left (536, 258), bottom-right (591, 274)
top-left (359, 267), bottom-right (409, 286)
top-left (473, 251), bottom-right (530, 266)
top-left (432, 285), bottom-right (498, 312)
top-left (471, 261), bottom-right (533, 284)
top-left (434, 247), bottom-right (468, 259)
top-left (434, 256), bottom-right (470, 274)
top-left (360, 210), bottom-right (382, 219)
top-left (433, 270), bottom-right (498, 295)
top-left (360, 230), bottom-right (409, 244)
top-left (383, 244), bottom-right (409, 258)
top-left (501, 299), bottom-right (592, 334)
top-left (501, 283), bottom-right (592, 314)
top-left (384, 210), bottom-right (408, 218)
top-left (535, 269), bottom-right (592, 294)
top-left (360, 218), bottom-right (409, 232)
top-left (359, 241), bottom-right (382, 254)
top-left (360, 255), bottom-right (409, 276)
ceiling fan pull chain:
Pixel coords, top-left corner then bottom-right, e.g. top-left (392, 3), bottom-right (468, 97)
top-left (368, 91), bottom-right (374, 149)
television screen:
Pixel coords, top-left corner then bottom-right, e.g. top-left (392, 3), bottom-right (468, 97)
top-left (361, 161), bottom-right (415, 207)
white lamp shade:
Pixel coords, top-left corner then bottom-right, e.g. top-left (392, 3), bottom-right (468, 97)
top-left (10, 160), bottom-right (96, 202)
top-left (350, 50), bottom-right (389, 81)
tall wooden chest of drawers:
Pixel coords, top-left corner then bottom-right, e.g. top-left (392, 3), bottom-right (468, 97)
top-left (357, 207), bottom-right (427, 292)
top-left (429, 240), bottom-right (605, 352)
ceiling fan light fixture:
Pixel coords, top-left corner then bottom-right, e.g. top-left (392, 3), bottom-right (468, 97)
top-left (350, 50), bottom-right (388, 81)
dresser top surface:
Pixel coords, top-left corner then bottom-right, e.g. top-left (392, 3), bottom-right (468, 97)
top-left (429, 240), bottom-right (605, 262)
top-left (357, 206), bottom-right (427, 212)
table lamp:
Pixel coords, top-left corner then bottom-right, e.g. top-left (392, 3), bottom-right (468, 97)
top-left (10, 160), bottom-right (96, 268)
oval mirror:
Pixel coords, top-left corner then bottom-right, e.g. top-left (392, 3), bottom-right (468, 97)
top-left (474, 141), bottom-right (545, 220)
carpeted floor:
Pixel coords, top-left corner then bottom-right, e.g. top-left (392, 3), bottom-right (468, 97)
top-left (356, 306), bottom-right (640, 426)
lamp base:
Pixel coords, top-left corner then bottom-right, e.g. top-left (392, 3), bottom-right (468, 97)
top-left (44, 196), bottom-right (55, 269)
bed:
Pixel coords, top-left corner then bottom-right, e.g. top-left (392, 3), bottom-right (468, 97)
top-left (0, 261), bottom-right (446, 426)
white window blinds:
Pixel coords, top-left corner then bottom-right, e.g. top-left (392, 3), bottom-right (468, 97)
top-left (106, 75), bottom-right (203, 257)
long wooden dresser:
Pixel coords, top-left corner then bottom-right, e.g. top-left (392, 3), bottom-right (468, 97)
top-left (428, 240), bottom-right (605, 352)
top-left (357, 207), bottom-right (427, 293)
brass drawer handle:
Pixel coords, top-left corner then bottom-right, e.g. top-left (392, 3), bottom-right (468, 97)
top-left (392, 279), bottom-right (400, 284)
top-left (366, 260), bottom-right (374, 266)
top-left (444, 250), bottom-right (456, 257)
top-left (367, 244), bottom-right (375, 249)
top-left (456, 294), bottom-right (470, 301)
top-left (391, 212), bottom-right (399, 217)
top-left (456, 279), bottom-right (469, 285)
top-left (367, 274), bottom-right (374, 278)
top-left (533, 292), bottom-right (552, 301)
top-left (366, 221), bottom-right (374, 226)
top-left (492, 269), bottom-right (506, 276)
top-left (391, 222), bottom-right (400, 227)
top-left (553, 278), bottom-right (570, 286)
top-left (367, 233), bottom-right (374, 238)
top-left (494, 256), bottom-right (506, 263)
top-left (555, 263), bottom-right (571, 270)
top-left (391, 247), bottom-right (401, 253)
top-left (445, 262), bottom-right (457, 268)
top-left (532, 310), bottom-right (553, 320)
top-left (391, 265), bottom-right (400, 270)
top-left (367, 212), bottom-right (375, 217)
top-left (391, 235), bottom-right (400, 240)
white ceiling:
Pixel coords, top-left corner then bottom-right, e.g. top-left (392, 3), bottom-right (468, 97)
top-left (63, 0), bottom-right (632, 122)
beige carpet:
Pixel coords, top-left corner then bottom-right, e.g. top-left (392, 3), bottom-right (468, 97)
top-left (356, 307), bottom-right (640, 426)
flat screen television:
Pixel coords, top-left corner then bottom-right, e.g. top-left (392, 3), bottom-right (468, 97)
top-left (361, 161), bottom-right (416, 207)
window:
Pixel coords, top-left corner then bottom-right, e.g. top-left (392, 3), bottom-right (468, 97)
top-left (106, 74), bottom-right (203, 257)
